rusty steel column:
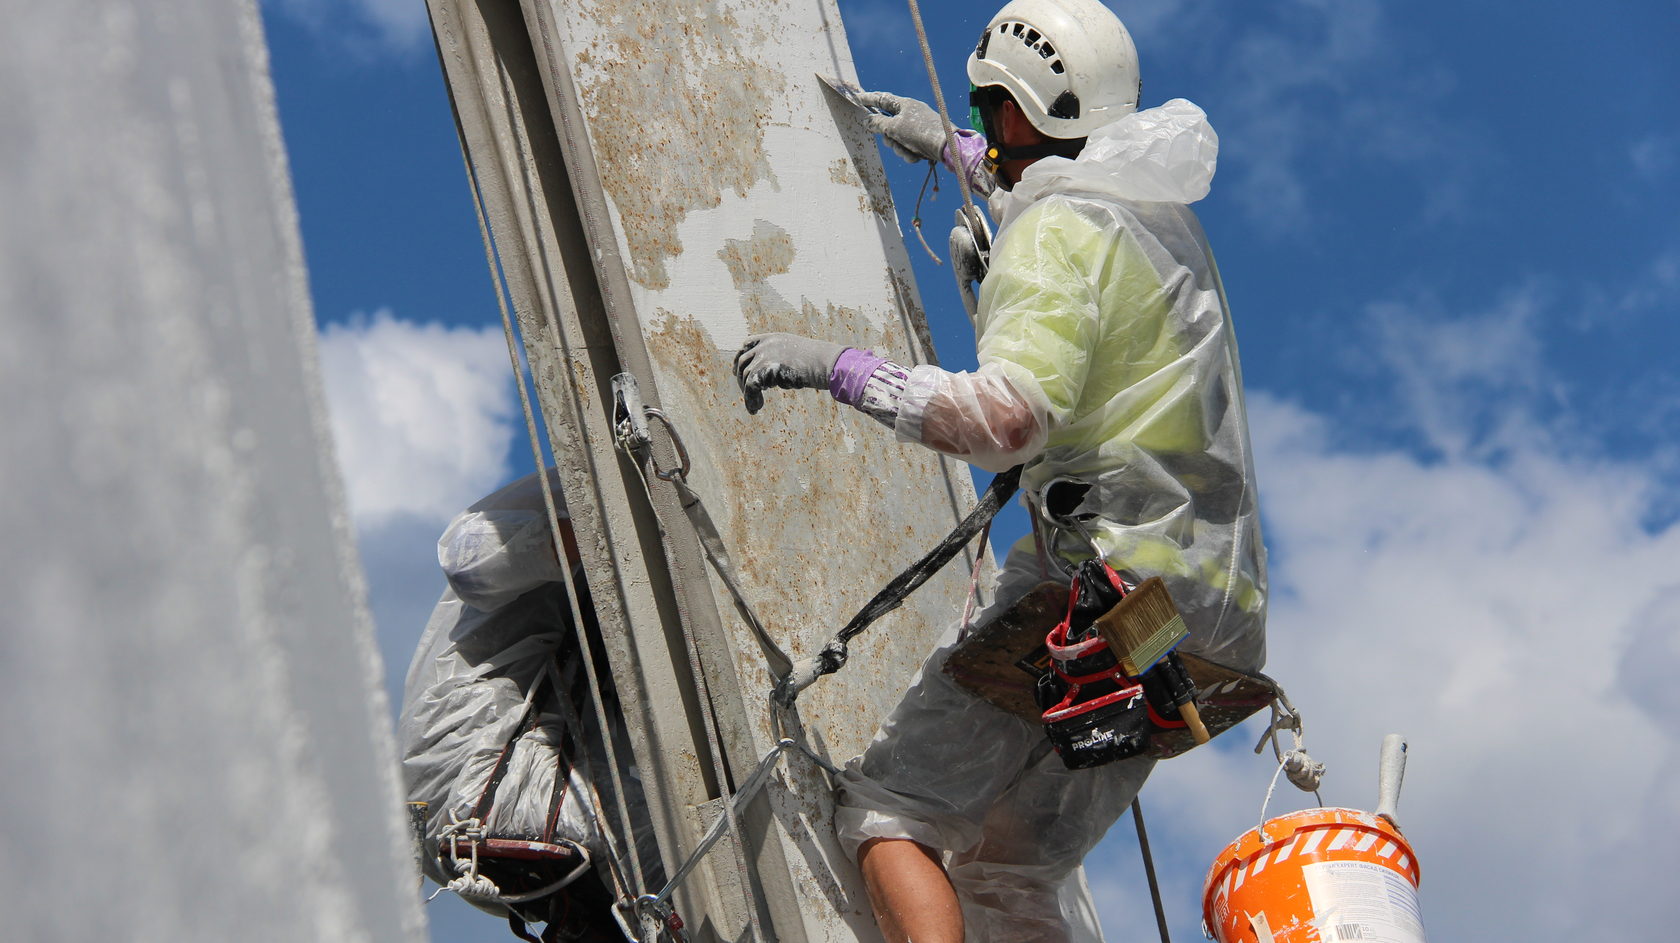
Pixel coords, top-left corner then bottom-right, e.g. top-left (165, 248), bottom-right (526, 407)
top-left (426, 0), bottom-right (989, 939)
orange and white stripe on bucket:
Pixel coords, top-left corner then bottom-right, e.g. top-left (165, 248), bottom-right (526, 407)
top-left (1202, 808), bottom-right (1426, 943)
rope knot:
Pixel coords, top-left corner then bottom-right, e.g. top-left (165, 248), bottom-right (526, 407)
top-left (818, 639), bottom-right (850, 674)
top-left (1281, 748), bottom-right (1326, 793)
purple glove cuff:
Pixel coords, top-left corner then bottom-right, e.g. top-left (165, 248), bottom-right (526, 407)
top-left (828, 347), bottom-right (886, 406)
top-left (942, 130), bottom-right (988, 180)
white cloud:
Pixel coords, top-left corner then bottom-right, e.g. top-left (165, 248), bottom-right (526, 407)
top-left (1631, 134), bottom-right (1677, 181)
top-left (1083, 348), bottom-right (1680, 940)
top-left (1614, 245), bottom-right (1680, 315)
top-left (317, 310), bottom-right (516, 530)
top-left (268, 0), bottom-right (432, 57)
top-left (1367, 285), bottom-right (1552, 460)
top-left (1139, 0), bottom-right (1479, 235)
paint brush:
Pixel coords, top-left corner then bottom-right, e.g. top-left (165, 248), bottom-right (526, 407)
top-left (1094, 577), bottom-right (1209, 743)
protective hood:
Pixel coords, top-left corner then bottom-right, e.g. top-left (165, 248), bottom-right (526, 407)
top-left (990, 98), bottom-right (1218, 229)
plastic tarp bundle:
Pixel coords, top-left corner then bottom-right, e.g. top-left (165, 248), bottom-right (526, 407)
top-left (398, 471), bottom-right (657, 915)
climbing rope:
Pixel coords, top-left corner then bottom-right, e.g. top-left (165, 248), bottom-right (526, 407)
top-left (904, 0), bottom-right (979, 222)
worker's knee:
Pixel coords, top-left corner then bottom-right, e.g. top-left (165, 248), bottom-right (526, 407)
top-left (858, 835), bottom-right (942, 872)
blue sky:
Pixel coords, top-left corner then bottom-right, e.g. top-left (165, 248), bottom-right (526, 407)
top-left (264, 1), bottom-right (1680, 940)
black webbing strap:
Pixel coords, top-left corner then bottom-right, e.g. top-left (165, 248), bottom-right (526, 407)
top-left (771, 464), bottom-right (1021, 706)
top-left (506, 913), bottom-right (542, 943)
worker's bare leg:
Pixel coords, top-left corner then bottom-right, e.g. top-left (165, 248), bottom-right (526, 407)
top-left (858, 837), bottom-right (963, 943)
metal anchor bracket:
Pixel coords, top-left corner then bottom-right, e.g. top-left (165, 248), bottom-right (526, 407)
top-left (611, 373), bottom-right (691, 482)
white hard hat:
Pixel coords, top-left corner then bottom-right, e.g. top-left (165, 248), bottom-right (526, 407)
top-left (966, 0), bottom-right (1140, 140)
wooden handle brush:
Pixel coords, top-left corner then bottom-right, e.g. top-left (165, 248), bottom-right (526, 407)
top-left (1094, 577), bottom-right (1209, 744)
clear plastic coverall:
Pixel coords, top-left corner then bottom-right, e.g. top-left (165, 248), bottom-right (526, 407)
top-left (398, 471), bottom-right (658, 917)
top-left (834, 99), bottom-right (1267, 941)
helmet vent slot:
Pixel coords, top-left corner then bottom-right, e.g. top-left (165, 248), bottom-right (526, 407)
top-left (1048, 90), bottom-right (1079, 119)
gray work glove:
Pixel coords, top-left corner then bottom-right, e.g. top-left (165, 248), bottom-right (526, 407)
top-left (734, 333), bottom-right (847, 415)
top-left (856, 90), bottom-right (951, 165)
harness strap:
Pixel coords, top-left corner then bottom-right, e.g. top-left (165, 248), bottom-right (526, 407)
top-left (472, 708), bottom-right (541, 824)
top-left (507, 914), bottom-right (542, 943)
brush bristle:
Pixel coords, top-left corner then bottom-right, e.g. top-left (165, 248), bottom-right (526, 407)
top-left (1095, 578), bottom-right (1189, 676)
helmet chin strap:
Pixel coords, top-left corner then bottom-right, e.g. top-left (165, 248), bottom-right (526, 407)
top-left (988, 139), bottom-right (1085, 162)
top-left (974, 91), bottom-right (1085, 188)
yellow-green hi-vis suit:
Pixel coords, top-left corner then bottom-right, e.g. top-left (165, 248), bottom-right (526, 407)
top-left (835, 99), bottom-right (1268, 942)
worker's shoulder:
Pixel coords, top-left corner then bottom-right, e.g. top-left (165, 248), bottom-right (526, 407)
top-left (996, 190), bottom-right (1129, 268)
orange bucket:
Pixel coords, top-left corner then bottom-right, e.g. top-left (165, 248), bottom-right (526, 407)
top-left (1202, 808), bottom-right (1427, 943)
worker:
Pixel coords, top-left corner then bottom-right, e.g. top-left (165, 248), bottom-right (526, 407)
top-left (733, 0), bottom-right (1267, 940)
top-left (398, 470), bottom-right (659, 942)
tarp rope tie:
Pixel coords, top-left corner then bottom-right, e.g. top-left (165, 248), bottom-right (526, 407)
top-left (1254, 687), bottom-right (1326, 835)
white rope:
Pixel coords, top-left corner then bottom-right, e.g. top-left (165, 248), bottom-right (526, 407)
top-left (494, 848), bottom-right (595, 905)
top-left (1252, 689), bottom-right (1326, 840)
top-left (959, 518), bottom-right (993, 635)
top-left (490, 67), bottom-right (652, 902)
top-left (904, 0), bottom-right (978, 220)
top-left (431, 811), bottom-right (497, 903)
top-left (1253, 694), bottom-right (1326, 796)
top-left (449, 99), bottom-right (647, 909)
top-left (428, 810), bottom-right (595, 906)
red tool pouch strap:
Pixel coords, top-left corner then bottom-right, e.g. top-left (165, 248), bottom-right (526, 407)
top-left (1043, 562), bottom-right (1130, 661)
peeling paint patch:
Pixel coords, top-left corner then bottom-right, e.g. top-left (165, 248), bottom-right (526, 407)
top-left (644, 298), bottom-right (921, 711)
top-left (717, 219), bottom-right (795, 291)
top-left (829, 154), bottom-right (894, 222)
top-left (567, 0), bottom-right (788, 290)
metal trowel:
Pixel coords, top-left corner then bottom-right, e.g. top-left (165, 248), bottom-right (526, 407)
top-left (817, 74), bottom-right (886, 114)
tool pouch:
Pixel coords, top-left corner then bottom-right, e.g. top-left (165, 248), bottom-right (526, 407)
top-left (1035, 559), bottom-right (1151, 769)
top-left (944, 563), bottom-right (1277, 761)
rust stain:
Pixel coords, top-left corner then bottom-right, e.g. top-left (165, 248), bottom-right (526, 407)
top-left (569, 0), bottom-right (787, 290)
top-left (644, 262), bottom-right (946, 753)
top-left (827, 157), bottom-right (856, 187)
